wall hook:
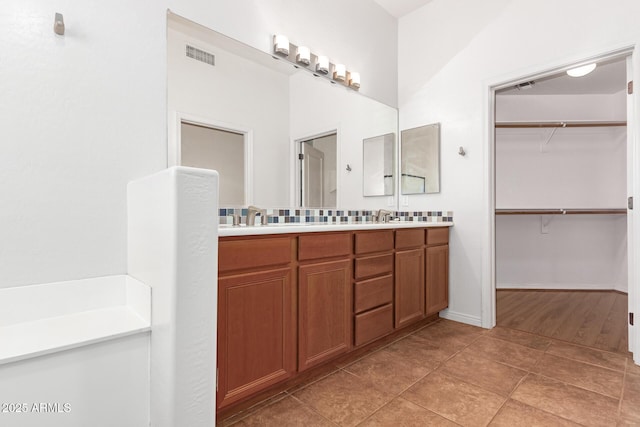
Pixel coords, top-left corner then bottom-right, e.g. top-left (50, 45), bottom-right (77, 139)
top-left (54, 13), bottom-right (65, 35)
top-left (458, 146), bottom-right (466, 156)
top-left (346, 164), bottom-right (352, 172)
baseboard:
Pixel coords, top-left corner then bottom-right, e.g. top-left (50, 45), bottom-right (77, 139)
top-left (497, 282), bottom-right (625, 292)
top-left (438, 309), bottom-right (482, 327)
top-left (614, 284), bottom-right (628, 294)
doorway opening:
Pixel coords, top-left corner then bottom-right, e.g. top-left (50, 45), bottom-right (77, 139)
top-left (297, 132), bottom-right (337, 208)
top-left (490, 52), bottom-right (634, 356)
top-left (178, 118), bottom-right (252, 206)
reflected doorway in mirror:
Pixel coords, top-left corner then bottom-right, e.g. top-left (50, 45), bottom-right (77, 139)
top-left (297, 132), bottom-right (337, 208)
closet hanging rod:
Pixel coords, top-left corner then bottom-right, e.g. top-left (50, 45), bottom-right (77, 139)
top-left (495, 208), bottom-right (627, 215)
top-left (495, 121), bottom-right (627, 129)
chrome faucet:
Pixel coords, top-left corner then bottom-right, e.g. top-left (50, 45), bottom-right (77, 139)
top-left (246, 205), bottom-right (268, 226)
top-left (376, 209), bottom-right (392, 223)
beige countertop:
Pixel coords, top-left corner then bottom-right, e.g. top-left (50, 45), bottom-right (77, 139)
top-left (218, 221), bottom-right (453, 237)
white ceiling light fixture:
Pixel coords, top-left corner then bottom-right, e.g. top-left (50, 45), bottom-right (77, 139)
top-left (333, 63), bottom-right (346, 81)
top-left (273, 34), bottom-right (290, 56)
top-left (271, 34), bottom-right (360, 90)
top-left (566, 63), bottom-right (597, 77)
top-left (316, 55), bottom-right (329, 75)
top-left (296, 46), bottom-right (310, 65)
top-left (348, 72), bottom-right (361, 89)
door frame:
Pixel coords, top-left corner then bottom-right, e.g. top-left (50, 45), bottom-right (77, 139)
top-left (170, 111), bottom-right (254, 206)
top-left (483, 45), bottom-right (638, 359)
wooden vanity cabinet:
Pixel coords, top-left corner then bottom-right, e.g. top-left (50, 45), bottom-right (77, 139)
top-left (394, 229), bottom-right (426, 328)
top-left (353, 230), bottom-right (394, 346)
top-left (426, 227), bottom-right (449, 315)
top-left (216, 225), bottom-right (450, 413)
top-left (217, 237), bottom-right (297, 409)
top-left (298, 232), bottom-right (352, 371)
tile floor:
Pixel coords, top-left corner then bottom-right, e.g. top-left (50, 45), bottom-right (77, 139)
top-left (221, 319), bottom-right (640, 426)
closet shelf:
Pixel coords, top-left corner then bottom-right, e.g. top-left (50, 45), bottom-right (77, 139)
top-left (495, 208), bottom-right (627, 215)
top-left (495, 121), bottom-right (626, 129)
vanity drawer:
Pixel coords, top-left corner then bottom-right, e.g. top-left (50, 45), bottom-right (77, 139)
top-left (354, 230), bottom-right (394, 255)
top-left (395, 229), bottom-right (425, 249)
top-left (354, 304), bottom-right (393, 346)
top-left (299, 232), bottom-right (351, 261)
top-left (354, 254), bottom-right (393, 280)
top-left (219, 237), bottom-right (293, 273)
top-left (427, 227), bottom-right (449, 246)
top-left (354, 275), bottom-right (393, 313)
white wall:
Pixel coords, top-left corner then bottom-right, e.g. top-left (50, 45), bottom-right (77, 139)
top-left (398, 0), bottom-right (640, 325)
top-left (168, 0), bottom-right (398, 107)
top-left (168, 25), bottom-right (290, 206)
top-left (496, 93), bottom-right (627, 209)
top-left (496, 215), bottom-right (627, 291)
top-left (181, 124), bottom-right (244, 205)
top-left (0, 1), bottom-right (167, 289)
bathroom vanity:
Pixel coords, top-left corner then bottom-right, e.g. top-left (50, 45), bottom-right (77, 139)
top-left (216, 222), bottom-right (451, 411)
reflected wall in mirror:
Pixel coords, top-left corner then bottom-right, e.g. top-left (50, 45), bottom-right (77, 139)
top-left (401, 123), bottom-right (440, 194)
top-left (180, 120), bottom-right (247, 205)
top-left (298, 133), bottom-right (337, 208)
top-left (167, 13), bottom-right (398, 209)
top-left (363, 133), bottom-right (394, 196)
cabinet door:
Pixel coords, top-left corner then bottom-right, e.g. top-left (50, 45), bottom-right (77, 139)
top-left (298, 259), bottom-right (351, 371)
top-left (395, 248), bottom-right (425, 328)
top-left (426, 245), bottom-right (449, 315)
top-left (217, 268), bottom-right (295, 409)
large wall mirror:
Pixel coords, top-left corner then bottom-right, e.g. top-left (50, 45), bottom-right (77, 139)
top-left (363, 133), bottom-right (394, 197)
top-left (167, 12), bottom-right (397, 209)
top-left (401, 123), bottom-right (441, 194)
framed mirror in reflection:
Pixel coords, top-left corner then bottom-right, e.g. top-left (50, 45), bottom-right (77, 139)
top-left (363, 133), bottom-right (394, 197)
top-left (401, 123), bottom-right (440, 194)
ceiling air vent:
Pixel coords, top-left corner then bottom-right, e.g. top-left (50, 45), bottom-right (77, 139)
top-left (186, 45), bottom-right (215, 67)
top-left (514, 81), bottom-right (535, 91)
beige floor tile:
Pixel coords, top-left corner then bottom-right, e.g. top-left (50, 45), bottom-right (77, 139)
top-left (385, 333), bottom-right (463, 366)
top-left (293, 370), bottom-right (393, 427)
top-left (232, 396), bottom-right (334, 426)
top-left (620, 373), bottom-right (640, 422)
top-left (487, 326), bottom-right (552, 351)
top-left (489, 399), bottom-right (582, 426)
top-left (358, 397), bottom-right (458, 427)
top-left (464, 336), bottom-right (543, 370)
top-left (218, 393), bottom-right (289, 426)
top-left (532, 353), bottom-right (624, 398)
top-left (511, 374), bottom-right (618, 427)
top-left (627, 360), bottom-right (640, 376)
top-left (617, 415), bottom-right (640, 426)
top-left (402, 371), bottom-right (505, 427)
top-left (440, 350), bottom-right (527, 396)
top-left (547, 340), bottom-right (627, 372)
top-left (415, 319), bottom-right (484, 345)
top-left (343, 347), bottom-right (432, 394)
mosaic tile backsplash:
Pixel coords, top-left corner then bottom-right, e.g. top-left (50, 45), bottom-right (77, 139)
top-left (218, 208), bottom-right (453, 225)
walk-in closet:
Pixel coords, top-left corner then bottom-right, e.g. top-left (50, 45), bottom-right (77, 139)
top-left (495, 57), bottom-right (630, 353)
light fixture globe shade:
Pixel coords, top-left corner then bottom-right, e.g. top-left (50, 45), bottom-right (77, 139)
top-left (566, 63), bottom-right (597, 77)
top-left (296, 46), bottom-right (310, 65)
top-left (273, 34), bottom-right (289, 56)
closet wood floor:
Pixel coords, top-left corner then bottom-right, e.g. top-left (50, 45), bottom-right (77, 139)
top-left (497, 289), bottom-right (629, 354)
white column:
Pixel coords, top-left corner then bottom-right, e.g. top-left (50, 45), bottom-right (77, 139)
top-left (128, 166), bottom-right (219, 426)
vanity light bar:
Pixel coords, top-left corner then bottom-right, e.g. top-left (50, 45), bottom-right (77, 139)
top-left (272, 35), bottom-right (360, 91)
